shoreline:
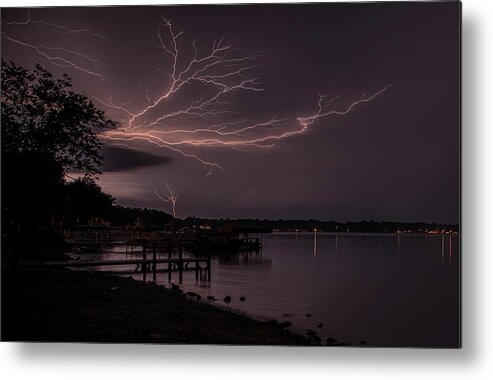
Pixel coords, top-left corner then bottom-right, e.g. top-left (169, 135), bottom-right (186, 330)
top-left (1, 267), bottom-right (313, 345)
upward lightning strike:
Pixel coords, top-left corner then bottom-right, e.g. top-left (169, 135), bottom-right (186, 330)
top-left (155, 184), bottom-right (178, 218)
top-left (97, 17), bottom-right (392, 174)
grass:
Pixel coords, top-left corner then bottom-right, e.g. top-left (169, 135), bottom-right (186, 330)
top-left (1, 268), bottom-right (310, 345)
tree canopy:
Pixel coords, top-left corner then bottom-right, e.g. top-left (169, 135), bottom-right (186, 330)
top-left (1, 61), bottom-right (117, 259)
top-left (1, 59), bottom-right (113, 177)
top-left (63, 178), bottom-right (115, 226)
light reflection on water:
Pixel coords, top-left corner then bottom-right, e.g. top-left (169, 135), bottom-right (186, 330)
top-left (76, 232), bottom-right (460, 347)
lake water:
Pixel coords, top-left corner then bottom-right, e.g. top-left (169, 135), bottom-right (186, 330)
top-left (76, 232), bottom-right (460, 347)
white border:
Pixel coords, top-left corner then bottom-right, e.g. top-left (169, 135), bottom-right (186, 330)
top-left (2, 0), bottom-right (493, 379)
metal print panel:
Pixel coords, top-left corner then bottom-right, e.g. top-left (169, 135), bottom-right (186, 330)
top-left (0, 2), bottom-right (461, 347)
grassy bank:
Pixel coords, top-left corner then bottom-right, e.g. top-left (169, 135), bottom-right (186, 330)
top-left (1, 268), bottom-right (309, 345)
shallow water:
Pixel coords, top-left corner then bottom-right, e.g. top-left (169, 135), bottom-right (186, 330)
top-left (76, 232), bottom-right (460, 347)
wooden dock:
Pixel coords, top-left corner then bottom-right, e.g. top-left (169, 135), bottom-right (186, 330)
top-left (47, 230), bottom-right (266, 283)
top-left (42, 256), bottom-right (211, 283)
top-left (38, 239), bottom-right (211, 283)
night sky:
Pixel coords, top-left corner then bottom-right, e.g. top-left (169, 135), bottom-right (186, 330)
top-left (1, 2), bottom-right (461, 223)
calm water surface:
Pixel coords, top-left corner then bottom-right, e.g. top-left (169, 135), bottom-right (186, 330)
top-left (78, 232), bottom-right (460, 347)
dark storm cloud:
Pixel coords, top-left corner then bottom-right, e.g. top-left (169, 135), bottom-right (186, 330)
top-left (102, 146), bottom-right (172, 172)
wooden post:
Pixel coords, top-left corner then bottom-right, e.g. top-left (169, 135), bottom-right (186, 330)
top-left (9, 225), bottom-right (18, 273)
top-left (152, 240), bottom-right (157, 282)
top-left (178, 239), bottom-right (183, 283)
top-left (168, 239), bottom-right (172, 281)
top-left (142, 240), bottom-right (147, 282)
top-left (207, 253), bottom-right (211, 281)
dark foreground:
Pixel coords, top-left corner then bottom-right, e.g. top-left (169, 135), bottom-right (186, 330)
top-left (1, 268), bottom-right (309, 345)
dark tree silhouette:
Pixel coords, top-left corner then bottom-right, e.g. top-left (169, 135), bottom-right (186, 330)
top-left (63, 178), bottom-right (115, 227)
top-left (110, 206), bottom-right (174, 228)
top-left (1, 61), bottom-right (113, 260)
top-left (1, 60), bottom-right (113, 177)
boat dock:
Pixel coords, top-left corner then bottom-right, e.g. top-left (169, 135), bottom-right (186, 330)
top-left (38, 238), bottom-right (212, 283)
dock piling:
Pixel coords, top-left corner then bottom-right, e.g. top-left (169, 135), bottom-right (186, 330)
top-left (142, 241), bottom-right (147, 282)
top-left (178, 239), bottom-right (183, 283)
top-left (167, 240), bottom-right (172, 281)
top-left (152, 240), bottom-right (157, 282)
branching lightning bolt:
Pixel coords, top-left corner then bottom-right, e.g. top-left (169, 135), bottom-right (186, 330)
top-left (95, 17), bottom-right (392, 175)
top-left (2, 9), bottom-right (106, 39)
top-left (3, 11), bottom-right (392, 175)
top-left (2, 9), bottom-right (105, 80)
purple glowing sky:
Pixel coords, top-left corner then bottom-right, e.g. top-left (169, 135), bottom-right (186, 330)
top-left (1, 3), bottom-right (460, 223)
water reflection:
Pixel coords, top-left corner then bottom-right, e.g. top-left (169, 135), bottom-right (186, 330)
top-left (76, 232), bottom-right (460, 347)
top-left (449, 235), bottom-right (453, 262)
top-left (428, 234), bottom-right (456, 264)
top-left (313, 229), bottom-right (317, 258)
top-left (441, 234), bottom-right (445, 262)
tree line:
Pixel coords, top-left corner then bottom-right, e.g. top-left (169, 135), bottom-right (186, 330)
top-left (1, 60), bottom-right (172, 260)
top-left (178, 217), bottom-right (458, 233)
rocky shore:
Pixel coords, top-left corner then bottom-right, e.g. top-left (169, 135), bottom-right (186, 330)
top-left (1, 268), bottom-right (310, 345)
